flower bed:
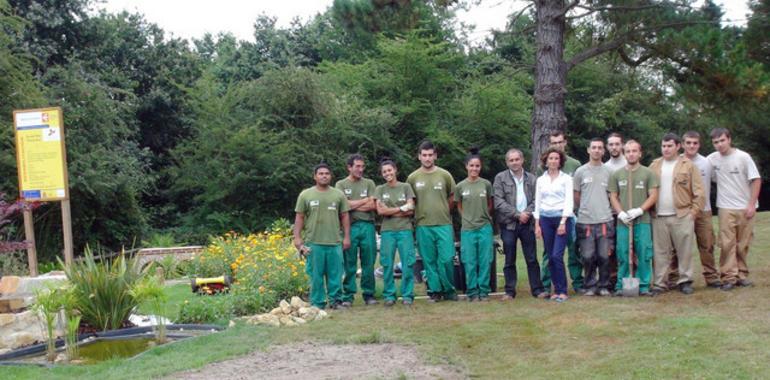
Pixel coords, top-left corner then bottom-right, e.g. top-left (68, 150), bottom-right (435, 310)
top-left (179, 225), bottom-right (309, 323)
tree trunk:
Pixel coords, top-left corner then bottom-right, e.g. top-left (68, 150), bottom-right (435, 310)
top-left (530, 0), bottom-right (568, 172)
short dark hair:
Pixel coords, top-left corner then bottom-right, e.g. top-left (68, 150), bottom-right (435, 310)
top-left (710, 128), bottom-right (731, 140)
top-left (464, 147), bottom-right (482, 165)
top-left (418, 140), bottom-right (435, 154)
top-left (662, 133), bottom-right (681, 145)
top-left (590, 137), bottom-right (604, 144)
top-left (607, 132), bottom-right (623, 142)
top-left (313, 162), bottom-right (330, 175)
top-left (346, 153), bottom-right (365, 167)
top-left (683, 130), bottom-right (700, 140)
top-left (379, 156), bottom-right (397, 171)
top-left (540, 147), bottom-right (565, 170)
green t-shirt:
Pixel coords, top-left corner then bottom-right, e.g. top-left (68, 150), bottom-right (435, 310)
top-left (294, 186), bottom-right (350, 245)
top-left (374, 182), bottom-right (415, 232)
top-left (335, 177), bottom-right (376, 223)
top-left (537, 155), bottom-right (582, 176)
top-left (454, 178), bottom-right (493, 230)
top-left (608, 165), bottom-right (659, 224)
top-left (406, 167), bottom-right (456, 226)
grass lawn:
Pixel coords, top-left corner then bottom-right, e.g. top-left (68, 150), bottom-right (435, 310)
top-left (3, 212), bottom-right (770, 379)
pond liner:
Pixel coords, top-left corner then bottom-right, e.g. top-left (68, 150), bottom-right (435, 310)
top-left (0, 324), bottom-right (223, 361)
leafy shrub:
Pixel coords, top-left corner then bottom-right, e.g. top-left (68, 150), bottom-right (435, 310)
top-left (142, 232), bottom-right (185, 248)
top-left (62, 247), bottom-right (143, 331)
top-left (0, 250), bottom-right (28, 276)
top-left (177, 294), bottom-right (235, 324)
top-left (180, 223), bottom-right (308, 322)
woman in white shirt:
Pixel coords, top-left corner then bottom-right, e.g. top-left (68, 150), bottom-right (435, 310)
top-left (534, 147), bottom-right (574, 302)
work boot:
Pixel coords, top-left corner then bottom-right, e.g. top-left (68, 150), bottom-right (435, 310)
top-left (364, 297), bottom-right (378, 305)
top-left (427, 294), bottom-right (441, 303)
top-left (584, 288), bottom-right (596, 296)
top-left (402, 299), bottom-right (413, 306)
top-left (721, 282), bottom-right (735, 291)
top-left (598, 289), bottom-right (611, 297)
top-left (384, 300), bottom-right (395, 307)
top-left (706, 281), bottom-right (722, 288)
top-left (679, 283), bottom-right (694, 295)
top-left (737, 279), bottom-right (754, 287)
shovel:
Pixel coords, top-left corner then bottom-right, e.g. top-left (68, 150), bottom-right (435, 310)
top-left (621, 169), bottom-right (640, 297)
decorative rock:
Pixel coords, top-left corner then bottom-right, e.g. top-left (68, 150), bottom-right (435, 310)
top-left (270, 307), bottom-right (283, 316)
top-left (279, 300), bottom-right (292, 315)
top-left (315, 310), bottom-right (328, 321)
top-left (228, 320), bottom-right (236, 328)
top-left (291, 316), bottom-right (307, 325)
top-left (0, 276), bottom-right (21, 295)
top-left (279, 316), bottom-right (296, 326)
top-left (290, 296), bottom-right (307, 309)
top-left (0, 313), bottom-right (15, 327)
top-left (3, 332), bottom-right (37, 348)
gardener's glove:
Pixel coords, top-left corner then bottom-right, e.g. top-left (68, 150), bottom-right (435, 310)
top-left (627, 208), bottom-right (644, 220)
top-left (618, 211), bottom-right (632, 225)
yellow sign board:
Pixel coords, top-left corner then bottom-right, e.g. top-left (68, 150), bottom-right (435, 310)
top-left (13, 107), bottom-right (69, 201)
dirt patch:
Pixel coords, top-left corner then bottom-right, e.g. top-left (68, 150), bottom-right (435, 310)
top-left (169, 342), bottom-right (466, 380)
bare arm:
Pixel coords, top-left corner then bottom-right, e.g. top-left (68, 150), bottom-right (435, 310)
top-left (610, 192), bottom-right (624, 214)
top-left (293, 213), bottom-right (305, 250)
top-left (349, 197), bottom-right (376, 211)
top-left (640, 188), bottom-right (659, 211)
top-left (574, 190), bottom-right (581, 211)
top-left (746, 178), bottom-right (761, 219)
top-left (340, 212), bottom-right (351, 250)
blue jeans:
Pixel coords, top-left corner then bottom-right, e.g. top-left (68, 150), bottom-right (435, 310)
top-left (500, 222), bottom-right (543, 297)
top-left (539, 216), bottom-right (572, 295)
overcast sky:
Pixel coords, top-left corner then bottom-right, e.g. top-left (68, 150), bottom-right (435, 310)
top-left (98, 0), bottom-right (752, 43)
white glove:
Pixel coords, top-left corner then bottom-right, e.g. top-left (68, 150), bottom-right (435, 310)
top-left (628, 208), bottom-right (644, 220)
top-left (399, 203), bottom-right (414, 212)
top-left (618, 211), bottom-right (631, 225)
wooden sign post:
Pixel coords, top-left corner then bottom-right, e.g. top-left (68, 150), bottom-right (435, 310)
top-left (13, 107), bottom-right (73, 275)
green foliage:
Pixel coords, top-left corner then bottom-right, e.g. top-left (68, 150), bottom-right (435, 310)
top-left (130, 275), bottom-right (168, 342)
top-left (176, 293), bottom-right (235, 324)
top-left (0, 250), bottom-right (27, 276)
top-left (142, 232), bottom-right (185, 248)
top-left (62, 247), bottom-right (144, 331)
top-left (31, 285), bottom-right (62, 362)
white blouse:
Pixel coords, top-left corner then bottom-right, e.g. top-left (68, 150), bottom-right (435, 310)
top-left (534, 171), bottom-right (574, 219)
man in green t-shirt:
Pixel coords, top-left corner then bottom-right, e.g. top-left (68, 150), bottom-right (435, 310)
top-left (540, 131), bottom-right (584, 294)
top-left (335, 154), bottom-right (378, 306)
top-left (406, 140), bottom-right (458, 302)
top-left (294, 163), bottom-right (351, 309)
top-left (609, 140), bottom-right (659, 296)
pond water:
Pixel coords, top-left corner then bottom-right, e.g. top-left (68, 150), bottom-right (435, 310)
top-left (78, 337), bottom-right (158, 363)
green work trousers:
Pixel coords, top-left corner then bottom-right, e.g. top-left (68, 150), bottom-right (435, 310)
top-left (380, 230), bottom-right (416, 302)
top-left (460, 224), bottom-right (493, 298)
top-left (307, 243), bottom-right (343, 309)
top-left (415, 225), bottom-right (456, 297)
top-left (614, 223), bottom-right (653, 292)
top-left (541, 216), bottom-right (584, 291)
top-left (342, 221), bottom-right (377, 302)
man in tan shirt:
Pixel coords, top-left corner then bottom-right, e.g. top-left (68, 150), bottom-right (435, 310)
top-left (649, 133), bottom-right (705, 295)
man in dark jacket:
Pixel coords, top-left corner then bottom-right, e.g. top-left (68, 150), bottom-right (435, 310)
top-left (493, 149), bottom-right (548, 299)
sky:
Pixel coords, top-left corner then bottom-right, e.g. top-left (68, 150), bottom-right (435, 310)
top-left (98, 0), bottom-right (752, 44)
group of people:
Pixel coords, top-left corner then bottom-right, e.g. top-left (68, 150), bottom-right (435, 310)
top-left (293, 128), bottom-right (761, 309)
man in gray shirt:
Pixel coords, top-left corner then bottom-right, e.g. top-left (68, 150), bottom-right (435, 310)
top-left (574, 138), bottom-right (614, 296)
